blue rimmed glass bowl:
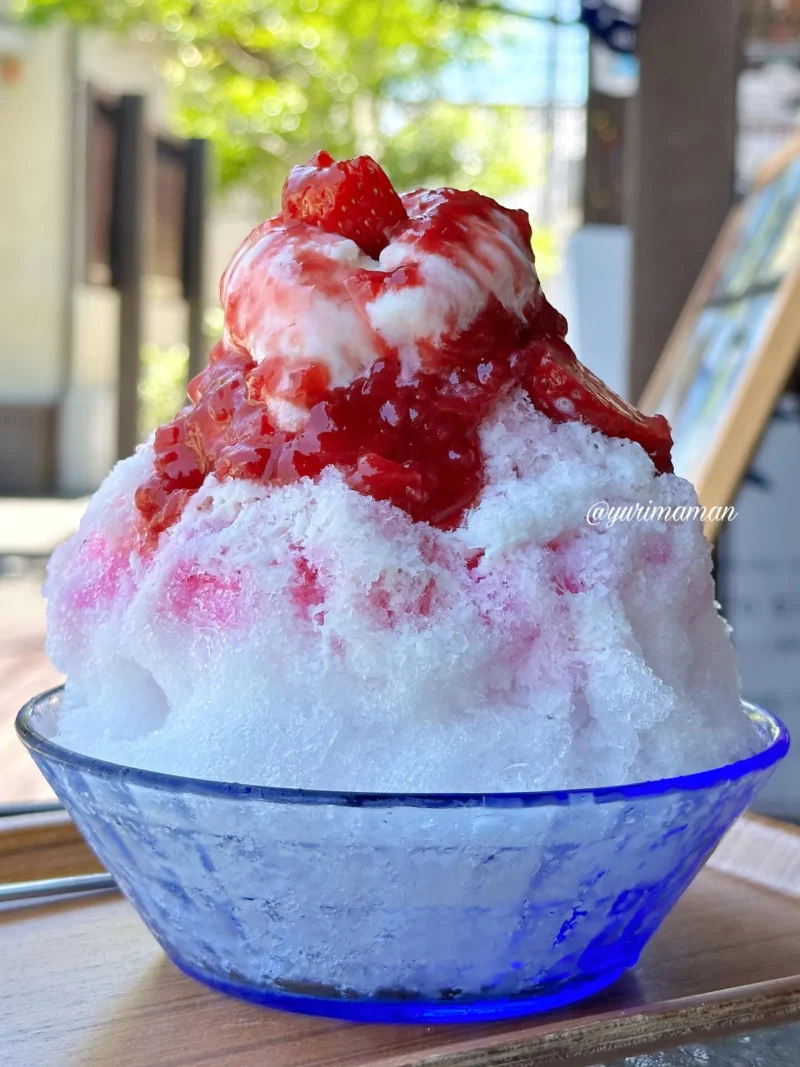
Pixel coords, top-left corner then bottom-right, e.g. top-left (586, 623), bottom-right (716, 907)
top-left (17, 688), bottom-right (788, 1024)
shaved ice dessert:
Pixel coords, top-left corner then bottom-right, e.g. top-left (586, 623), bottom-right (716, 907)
top-left (45, 151), bottom-right (754, 792)
top-left (23, 152), bottom-right (787, 1024)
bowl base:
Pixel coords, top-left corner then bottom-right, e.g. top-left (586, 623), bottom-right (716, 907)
top-left (168, 955), bottom-right (631, 1024)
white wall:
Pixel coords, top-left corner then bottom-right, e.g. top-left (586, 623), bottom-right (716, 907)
top-left (205, 194), bottom-right (263, 312)
top-left (78, 29), bottom-right (171, 131)
top-left (59, 285), bottom-right (120, 493)
top-left (564, 224), bottom-right (632, 400)
top-left (143, 279), bottom-right (189, 348)
top-left (0, 26), bottom-right (70, 403)
top-left (724, 401), bottom-right (800, 822)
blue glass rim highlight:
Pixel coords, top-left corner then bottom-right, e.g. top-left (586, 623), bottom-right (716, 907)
top-left (17, 686), bottom-right (789, 810)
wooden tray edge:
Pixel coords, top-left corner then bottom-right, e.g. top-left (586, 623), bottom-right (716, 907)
top-left (0, 809), bottom-right (103, 882)
top-left (382, 975), bottom-right (800, 1067)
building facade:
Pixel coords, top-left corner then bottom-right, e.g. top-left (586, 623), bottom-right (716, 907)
top-left (0, 19), bottom-right (258, 495)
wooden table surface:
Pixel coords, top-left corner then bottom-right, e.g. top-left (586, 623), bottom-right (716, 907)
top-left (0, 498), bottom-right (85, 804)
top-left (2, 814), bottom-right (800, 1067)
top-left (0, 568), bottom-right (60, 803)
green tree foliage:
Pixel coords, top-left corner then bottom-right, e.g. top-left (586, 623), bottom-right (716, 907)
top-left (17, 0), bottom-right (540, 206)
top-left (137, 342), bottom-right (188, 435)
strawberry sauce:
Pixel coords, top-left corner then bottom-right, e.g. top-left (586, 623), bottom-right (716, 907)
top-left (135, 154), bottom-right (673, 538)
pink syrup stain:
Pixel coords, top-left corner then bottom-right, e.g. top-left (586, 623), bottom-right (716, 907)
top-left (165, 562), bottom-right (244, 627)
top-left (366, 572), bottom-right (440, 628)
top-left (545, 535), bottom-right (589, 596)
top-left (366, 581), bottom-right (395, 629)
top-left (290, 552), bottom-right (326, 622)
top-left (73, 535), bottom-right (133, 609)
top-left (642, 533), bottom-right (672, 566)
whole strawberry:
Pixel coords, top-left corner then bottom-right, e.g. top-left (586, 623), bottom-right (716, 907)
top-left (281, 150), bottom-right (407, 259)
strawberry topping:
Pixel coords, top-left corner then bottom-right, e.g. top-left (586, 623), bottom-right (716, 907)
top-left (134, 152), bottom-right (674, 539)
top-left (519, 337), bottom-right (674, 474)
top-left (281, 150), bottom-right (407, 260)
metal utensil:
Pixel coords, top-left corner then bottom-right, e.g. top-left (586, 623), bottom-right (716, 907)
top-left (0, 872), bottom-right (117, 904)
top-left (0, 801), bottom-right (65, 818)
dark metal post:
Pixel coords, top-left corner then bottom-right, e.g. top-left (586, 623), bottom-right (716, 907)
top-left (184, 138), bottom-right (208, 381)
top-left (113, 95), bottom-right (146, 460)
top-left (628, 0), bottom-right (741, 402)
top-left (583, 85), bottom-right (628, 227)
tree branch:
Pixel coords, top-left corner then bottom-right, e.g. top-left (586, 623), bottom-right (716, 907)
top-left (215, 39), bottom-right (280, 79)
top-left (450, 0), bottom-right (577, 26)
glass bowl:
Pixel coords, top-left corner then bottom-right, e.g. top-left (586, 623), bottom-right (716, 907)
top-left (17, 688), bottom-right (788, 1024)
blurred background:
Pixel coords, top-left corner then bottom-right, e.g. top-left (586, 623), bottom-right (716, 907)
top-left (1, 0), bottom-right (799, 808)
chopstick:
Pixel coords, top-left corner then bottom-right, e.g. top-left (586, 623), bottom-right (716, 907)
top-left (0, 802), bottom-right (116, 904)
top-left (0, 872), bottom-right (118, 904)
top-left (0, 801), bottom-right (65, 817)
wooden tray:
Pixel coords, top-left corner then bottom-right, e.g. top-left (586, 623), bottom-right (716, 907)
top-left (2, 811), bottom-right (800, 1067)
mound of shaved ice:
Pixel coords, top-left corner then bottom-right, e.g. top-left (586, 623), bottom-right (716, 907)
top-left (43, 153), bottom-right (755, 791)
top-left (46, 389), bottom-right (752, 790)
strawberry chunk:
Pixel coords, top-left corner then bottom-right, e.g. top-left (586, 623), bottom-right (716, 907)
top-left (281, 151), bottom-right (407, 260)
top-left (349, 453), bottom-right (427, 509)
top-left (153, 417), bottom-right (207, 489)
top-left (522, 337), bottom-right (674, 474)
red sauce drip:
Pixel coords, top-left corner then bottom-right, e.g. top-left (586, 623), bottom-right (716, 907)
top-left (135, 292), bottom-right (562, 536)
top-left (134, 298), bottom-right (672, 538)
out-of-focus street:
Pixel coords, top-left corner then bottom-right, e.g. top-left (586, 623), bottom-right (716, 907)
top-left (0, 497), bottom-right (86, 801)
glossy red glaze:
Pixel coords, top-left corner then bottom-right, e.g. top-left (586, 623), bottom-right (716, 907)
top-left (135, 154), bottom-right (673, 539)
top-left (517, 337), bottom-right (673, 475)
